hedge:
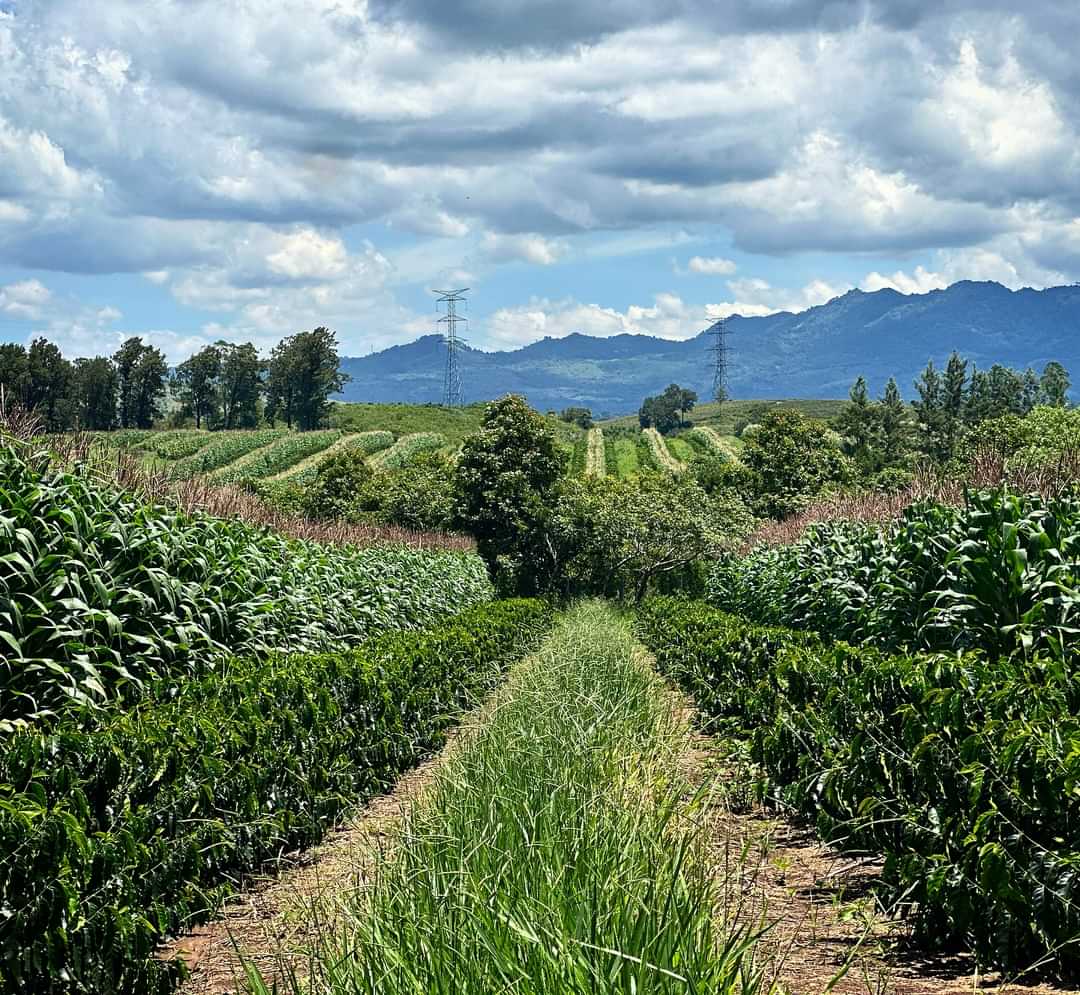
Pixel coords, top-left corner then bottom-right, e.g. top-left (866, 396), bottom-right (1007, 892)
top-left (637, 596), bottom-right (1080, 976)
top-left (0, 598), bottom-right (552, 994)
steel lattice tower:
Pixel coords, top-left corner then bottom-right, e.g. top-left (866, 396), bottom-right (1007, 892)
top-left (707, 316), bottom-right (731, 406)
top-left (434, 288), bottom-right (468, 407)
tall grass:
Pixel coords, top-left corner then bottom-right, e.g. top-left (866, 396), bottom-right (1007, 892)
top-left (250, 603), bottom-right (764, 995)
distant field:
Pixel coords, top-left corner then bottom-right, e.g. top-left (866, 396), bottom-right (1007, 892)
top-left (600, 398), bottom-right (846, 434)
top-left (330, 401), bottom-right (583, 450)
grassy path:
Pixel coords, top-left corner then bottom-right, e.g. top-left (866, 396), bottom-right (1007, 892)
top-left (584, 426), bottom-right (606, 477)
top-left (244, 603), bottom-right (762, 995)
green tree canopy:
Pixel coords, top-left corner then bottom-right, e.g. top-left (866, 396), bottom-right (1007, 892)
top-left (113, 337), bottom-right (167, 429)
top-left (72, 357), bottom-right (119, 430)
top-left (455, 394), bottom-right (564, 594)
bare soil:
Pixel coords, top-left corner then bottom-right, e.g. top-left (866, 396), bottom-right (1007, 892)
top-left (692, 739), bottom-right (1078, 995)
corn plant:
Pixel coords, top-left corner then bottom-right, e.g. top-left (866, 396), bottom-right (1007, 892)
top-left (370, 432), bottom-right (445, 471)
top-left (209, 430), bottom-right (342, 484)
top-left (168, 429), bottom-right (286, 478)
top-left (0, 440), bottom-right (493, 722)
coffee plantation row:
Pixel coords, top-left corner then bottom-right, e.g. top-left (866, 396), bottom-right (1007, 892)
top-left (1, 599), bottom-right (551, 993)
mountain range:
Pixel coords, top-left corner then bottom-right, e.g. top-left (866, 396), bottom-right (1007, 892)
top-left (338, 281), bottom-right (1080, 417)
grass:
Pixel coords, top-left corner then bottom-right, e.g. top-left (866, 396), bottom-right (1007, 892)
top-left (665, 436), bottom-right (695, 464)
top-left (600, 399), bottom-right (846, 433)
top-left (613, 437), bottom-right (640, 478)
top-left (247, 602), bottom-right (763, 995)
top-left (331, 402), bottom-right (583, 452)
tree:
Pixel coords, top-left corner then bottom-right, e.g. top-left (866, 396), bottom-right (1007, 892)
top-left (559, 406), bottom-right (593, 430)
top-left (879, 377), bottom-right (911, 468)
top-left (941, 351), bottom-right (968, 459)
top-left (264, 328), bottom-right (348, 431)
top-left (1039, 361), bottom-right (1071, 407)
top-left (26, 338), bottom-right (75, 431)
top-left (172, 345), bottom-right (221, 429)
top-left (638, 383), bottom-right (697, 434)
top-left (217, 341), bottom-right (263, 428)
top-left (71, 357), bottom-right (118, 430)
top-left (455, 394), bottom-right (564, 594)
top-left (0, 343), bottom-right (31, 409)
top-left (113, 337), bottom-right (167, 429)
top-left (302, 448), bottom-right (373, 521)
top-left (835, 375), bottom-right (880, 473)
top-left (913, 359), bottom-right (948, 461)
top-left (741, 409), bottom-right (853, 519)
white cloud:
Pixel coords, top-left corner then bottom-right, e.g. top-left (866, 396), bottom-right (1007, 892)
top-left (486, 291), bottom-right (704, 348)
top-left (704, 275), bottom-right (850, 319)
top-left (481, 232), bottom-right (568, 266)
top-left (862, 265), bottom-right (947, 295)
top-left (686, 255), bottom-right (736, 275)
top-left (0, 279), bottom-right (51, 319)
top-left (266, 229), bottom-right (349, 281)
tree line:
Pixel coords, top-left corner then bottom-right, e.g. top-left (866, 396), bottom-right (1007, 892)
top-left (837, 355), bottom-right (1071, 474)
top-left (0, 327), bottom-right (349, 432)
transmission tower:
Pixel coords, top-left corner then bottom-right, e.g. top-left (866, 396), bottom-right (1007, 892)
top-left (434, 288), bottom-right (468, 407)
top-left (707, 316), bottom-right (731, 406)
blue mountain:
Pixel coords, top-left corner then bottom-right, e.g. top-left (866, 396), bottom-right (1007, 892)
top-left (338, 281), bottom-right (1080, 416)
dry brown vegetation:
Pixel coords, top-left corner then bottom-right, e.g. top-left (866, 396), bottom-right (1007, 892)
top-left (0, 403), bottom-right (475, 552)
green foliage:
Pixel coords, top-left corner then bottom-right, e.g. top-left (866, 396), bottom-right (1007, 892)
top-left (708, 487), bottom-right (1080, 662)
top-left (168, 429), bottom-right (286, 478)
top-left (0, 440), bottom-right (493, 721)
top-left (637, 597), bottom-right (1080, 975)
top-left (558, 405), bottom-right (593, 429)
top-left (364, 452), bottom-right (457, 531)
top-left (266, 327), bottom-right (350, 430)
top-left (329, 402), bottom-right (486, 449)
top-left (371, 431), bottom-right (445, 470)
top-left (740, 409), bottom-right (855, 518)
top-left (456, 395), bottom-right (565, 594)
top-left (283, 430), bottom-right (395, 485)
top-left (550, 471), bottom-right (754, 600)
top-left (113, 337), bottom-right (167, 430)
top-left (0, 599), bottom-right (551, 994)
top-left (301, 447), bottom-right (374, 521)
top-left (265, 602), bottom-right (759, 995)
top-left (137, 429), bottom-right (215, 460)
top-left (638, 383), bottom-right (697, 434)
top-left (208, 430), bottom-right (342, 484)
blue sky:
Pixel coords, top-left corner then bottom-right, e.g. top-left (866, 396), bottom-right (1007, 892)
top-left (1, 0), bottom-right (1079, 361)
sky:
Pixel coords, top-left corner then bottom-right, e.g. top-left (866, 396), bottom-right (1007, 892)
top-left (1, 0), bottom-right (1079, 362)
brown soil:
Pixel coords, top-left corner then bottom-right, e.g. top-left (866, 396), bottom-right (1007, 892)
top-left (161, 742), bottom-right (452, 994)
top-left (693, 739), bottom-right (1078, 995)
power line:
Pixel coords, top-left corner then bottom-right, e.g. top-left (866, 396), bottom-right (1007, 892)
top-left (434, 288), bottom-right (468, 408)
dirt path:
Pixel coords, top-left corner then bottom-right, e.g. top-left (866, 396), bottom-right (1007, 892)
top-left (162, 735), bottom-right (461, 994)
top-left (692, 740), bottom-right (1076, 995)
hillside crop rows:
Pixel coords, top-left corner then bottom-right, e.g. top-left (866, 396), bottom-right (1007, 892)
top-left (584, 426), bottom-right (606, 476)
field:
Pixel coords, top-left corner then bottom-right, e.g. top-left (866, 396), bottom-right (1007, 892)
top-left (5, 394), bottom-right (1079, 995)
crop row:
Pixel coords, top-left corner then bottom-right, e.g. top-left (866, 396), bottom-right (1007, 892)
top-left (584, 427), bottom-right (606, 477)
top-left (0, 599), bottom-right (551, 994)
top-left (208, 429), bottom-right (343, 484)
top-left (708, 487), bottom-right (1080, 662)
top-left (637, 596), bottom-right (1080, 976)
top-left (168, 428), bottom-right (286, 478)
top-left (0, 440), bottom-right (492, 721)
top-left (371, 431), bottom-right (446, 470)
top-left (280, 430), bottom-right (395, 483)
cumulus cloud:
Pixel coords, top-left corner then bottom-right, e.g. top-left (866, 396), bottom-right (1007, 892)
top-left (487, 291), bottom-right (705, 348)
top-left (481, 232), bottom-right (568, 266)
top-left (1, 0), bottom-right (1080, 355)
top-left (0, 278), bottom-right (51, 319)
top-left (686, 255), bottom-right (737, 275)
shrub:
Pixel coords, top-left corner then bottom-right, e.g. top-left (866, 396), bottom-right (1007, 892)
top-left (637, 597), bottom-right (1080, 976)
top-left (302, 447), bottom-right (374, 521)
top-left (0, 599), bottom-right (552, 994)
